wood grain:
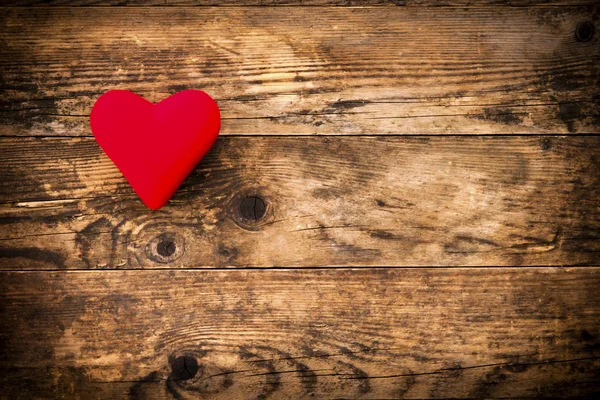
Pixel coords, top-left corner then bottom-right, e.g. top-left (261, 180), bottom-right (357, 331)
top-left (2, 0), bottom-right (595, 6)
top-left (1, 7), bottom-right (599, 136)
top-left (1, 136), bottom-right (599, 269)
top-left (1, 268), bottom-right (600, 399)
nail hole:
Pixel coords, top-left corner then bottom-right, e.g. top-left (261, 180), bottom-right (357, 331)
top-left (240, 196), bottom-right (267, 222)
top-left (170, 356), bottom-right (198, 381)
top-left (575, 21), bottom-right (595, 42)
top-left (157, 239), bottom-right (176, 257)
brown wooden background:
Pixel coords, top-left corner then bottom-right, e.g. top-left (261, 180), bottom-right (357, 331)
top-left (1, 1), bottom-right (599, 399)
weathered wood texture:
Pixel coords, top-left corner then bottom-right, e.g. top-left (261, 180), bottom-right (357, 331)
top-left (1, 136), bottom-right (599, 269)
top-left (1, 7), bottom-right (599, 136)
top-left (1, 268), bottom-right (600, 399)
top-left (2, 0), bottom-right (595, 6)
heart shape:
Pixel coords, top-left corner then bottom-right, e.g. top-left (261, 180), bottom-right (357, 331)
top-left (90, 90), bottom-right (221, 210)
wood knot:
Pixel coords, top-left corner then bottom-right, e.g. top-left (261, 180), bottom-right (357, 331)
top-left (575, 21), bottom-right (595, 42)
top-left (170, 355), bottom-right (199, 381)
top-left (231, 192), bottom-right (272, 231)
top-left (145, 233), bottom-right (185, 263)
top-left (157, 238), bottom-right (176, 257)
top-left (240, 196), bottom-right (267, 222)
top-left (165, 349), bottom-right (237, 396)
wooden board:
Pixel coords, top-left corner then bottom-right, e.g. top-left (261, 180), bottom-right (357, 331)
top-left (1, 2), bottom-right (599, 398)
top-left (2, 136), bottom-right (599, 269)
top-left (1, 268), bottom-right (600, 399)
top-left (1, 0), bottom-right (595, 6)
top-left (1, 7), bottom-right (599, 136)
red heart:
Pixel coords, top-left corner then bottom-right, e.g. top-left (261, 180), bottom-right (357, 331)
top-left (90, 90), bottom-right (220, 210)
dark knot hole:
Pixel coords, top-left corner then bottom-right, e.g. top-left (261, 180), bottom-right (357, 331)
top-left (170, 356), bottom-right (199, 381)
top-left (157, 239), bottom-right (176, 257)
top-left (575, 21), bottom-right (595, 42)
top-left (240, 196), bottom-right (267, 221)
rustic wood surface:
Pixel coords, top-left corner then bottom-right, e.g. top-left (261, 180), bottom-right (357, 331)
top-left (1, 1), bottom-right (599, 398)
top-left (2, 268), bottom-right (600, 399)
top-left (2, 136), bottom-right (599, 269)
top-left (1, 7), bottom-right (599, 136)
top-left (2, 0), bottom-right (596, 6)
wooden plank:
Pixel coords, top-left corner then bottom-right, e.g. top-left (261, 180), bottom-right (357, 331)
top-left (1, 136), bottom-right (599, 269)
top-left (1, 268), bottom-right (599, 398)
top-left (1, 0), bottom-right (595, 6)
top-left (1, 7), bottom-right (598, 136)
